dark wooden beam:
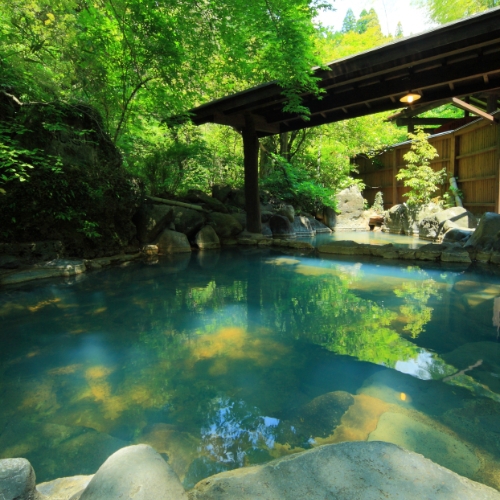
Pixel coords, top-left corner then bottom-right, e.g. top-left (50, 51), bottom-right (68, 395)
top-left (242, 114), bottom-right (262, 233)
top-left (261, 50), bottom-right (500, 124)
top-left (451, 97), bottom-right (499, 123)
top-left (396, 118), bottom-right (459, 126)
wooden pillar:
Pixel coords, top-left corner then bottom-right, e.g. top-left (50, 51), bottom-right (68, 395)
top-left (487, 93), bottom-right (498, 114)
top-left (392, 149), bottom-right (398, 207)
top-left (242, 113), bottom-right (262, 233)
top-left (496, 120), bottom-right (500, 213)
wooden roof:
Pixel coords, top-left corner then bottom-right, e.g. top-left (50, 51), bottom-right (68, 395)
top-left (188, 8), bottom-right (500, 137)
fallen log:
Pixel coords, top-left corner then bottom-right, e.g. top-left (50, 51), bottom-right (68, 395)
top-left (146, 195), bottom-right (207, 213)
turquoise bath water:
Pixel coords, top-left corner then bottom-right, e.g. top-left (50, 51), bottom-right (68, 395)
top-left (1, 248), bottom-right (499, 489)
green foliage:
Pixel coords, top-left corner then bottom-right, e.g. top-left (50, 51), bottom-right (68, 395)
top-left (395, 272), bottom-right (442, 338)
top-left (260, 154), bottom-right (336, 213)
top-left (395, 21), bottom-right (404, 38)
top-left (396, 129), bottom-right (445, 207)
top-left (415, 0), bottom-right (499, 24)
top-left (372, 191), bottom-right (384, 213)
top-left (341, 8), bottom-right (357, 33)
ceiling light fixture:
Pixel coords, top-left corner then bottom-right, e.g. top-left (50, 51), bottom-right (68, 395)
top-left (400, 92), bottom-right (421, 104)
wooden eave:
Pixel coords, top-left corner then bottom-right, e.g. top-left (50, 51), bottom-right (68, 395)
top-left (188, 7), bottom-right (500, 138)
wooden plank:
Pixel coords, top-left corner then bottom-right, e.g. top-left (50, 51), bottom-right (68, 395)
top-left (456, 175), bottom-right (496, 182)
top-left (456, 145), bottom-right (497, 159)
top-left (463, 202), bottom-right (495, 205)
top-left (451, 97), bottom-right (498, 123)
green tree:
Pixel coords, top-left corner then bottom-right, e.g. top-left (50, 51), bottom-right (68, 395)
top-left (341, 8), bottom-right (357, 33)
top-left (396, 128), bottom-right (445, 207)
top-left (395, 21), bottom-right (404, 38)
top-left (415, 0), bottom-right (499, 24)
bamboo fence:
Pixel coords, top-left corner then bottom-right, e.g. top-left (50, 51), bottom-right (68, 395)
top-left (354, 116), bottom-right (500, 215)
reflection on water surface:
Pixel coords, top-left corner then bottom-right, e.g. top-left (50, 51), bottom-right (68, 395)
top-left (1, 248), bottom-right (500, 490)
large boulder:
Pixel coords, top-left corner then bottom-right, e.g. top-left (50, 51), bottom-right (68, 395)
top-left (79, 444), bottom-right (187, 500)
top-left (292, 216), bottom-right (315, 237)
top-left (383, 203), bottom-right (441, 236)
top-left (276, 205), bottom-right (295, 223)
top-left (211, 185), bottom-right (232, 204)
top-left (443, 228), bottom-right (475, 245)
top-left (171, 207), bottom-right (206, 237)
top-left (184, 190), bottom-right (228, 213)
top-left (319, 206), bottom-right (336, 229)
top-left (194, 226), bottom-right (220, 250)
top-left (465, 212), bottom-right (500, 251)
top-left (0, 458), bottom-right (42, 500)
top-left (332, 186), bottom-right (369, 231)
top-left (156, 230), bottom-right (192, 253)
top-left (37, 475), bottom-right (93, 500)
top-left (418, 207), bottom-right (476, 241)
top-left (188, 441), bottom-right (500, 500)
top-left (133, 203), bottom-right (174, 243)
top-left (208, 213), bottom-right (243, 239)
top-left (0, 98), bottom-right (142, 258)
top-left (269, 215), bottom-right (295, 239)
top-left (308, 217), bottom-right (332, 234)
top-left (226, 188), bottom-right (246, 210)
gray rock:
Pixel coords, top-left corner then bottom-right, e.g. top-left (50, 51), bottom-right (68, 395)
top-left (333, 185), bottom-right (369, 231)
top-left (185, 190), bottom-right (228, 213)
top-left (0, 259), bottom-right (86, 285)
top-left (382, 204), bottom-right (408, 234)
top-left (133, 203), bottom-right (174, 243)
top-left (195, 226), bottom-right (220, 250)
top-left (371, 243), bottom-right (398, 258)
top-left (465, 212), bottom-right (500, 251)
top-left (416, 243), bottom-right (448, 261)
top-left (0, 255), bottom-right (21, 269)
top-left (226, 188), bottom-right (246, 210)
top-left (368, 413), bottom-right (479, 478)
top-left (211, 184), bottom-right (232, 204)
top-left (443, 228), bottom-right (474, 245)
top-left (37, 475), bottom-right (93, 500)
top-left (188, 441), bottom-right (500, 500)
top-left (383, 203), bottom-right (441, 236)
top-left (307, 217), bottom-right (332, 234)
top-left (269, 215), bottom-right (295, 239)
top-left (260, 211), bottom-right (275, 223)
top-left (0, 458), bottom-right (41, 500)
top-left (156, 230), bottom-right (192, 253)
top-left (261, 222), bottom-right (272, 237)
top-left (171, 207), bottom-right (206, 237)
top-left (230, 212), bottom-right (247, 229)
top-left (276, 205), bottom-right (295, 223)
top-left (141, 245), bottom-right (159, 256)
top-left (292, 216), bottom-right (315, 237)
top-left (441, 248), bottom-right (471, 263)
top-left (208, 213), bottom-right (243, 239)
top-left (419, 207), bottom-right (476, 241)
top-left (79, 445), bottom-right (187, 500)
top-left (318, 240), bottom-right (371, 256)
top-left (320, 206), bottom-right (336, 229)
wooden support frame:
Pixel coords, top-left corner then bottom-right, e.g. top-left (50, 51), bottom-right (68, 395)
top-left (451, 97), bottom-right (499, 123)
top-left (242, 114), bottom-right (262, 233)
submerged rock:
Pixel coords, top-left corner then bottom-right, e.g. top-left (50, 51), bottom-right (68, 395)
top-left (188, 441), bottom-right (500, 499)
top-left (79, 444), bottom-right (187, 500)
top-left (37, 475), bottom-right (93, 500)
top-left (0, 457), bottom-right (42, 500)
top-left (0, 259), bottom-right (86, 285)
top-left (368, 412), bottom-right (479, 478)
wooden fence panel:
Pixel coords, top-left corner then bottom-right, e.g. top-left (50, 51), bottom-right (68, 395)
top-left (354, 119), bottom-right (500, 215)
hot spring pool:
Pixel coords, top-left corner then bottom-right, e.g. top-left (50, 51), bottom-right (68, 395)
top-left (1, 247), bottom-right (499, 490)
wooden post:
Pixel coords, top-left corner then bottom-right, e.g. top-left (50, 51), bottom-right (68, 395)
top-left (242, 113), bottom-right (262, 233)
top-left (392, 149), bottom-right (398, 207)
top-left (496, 120), bottom-right (500, 213)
